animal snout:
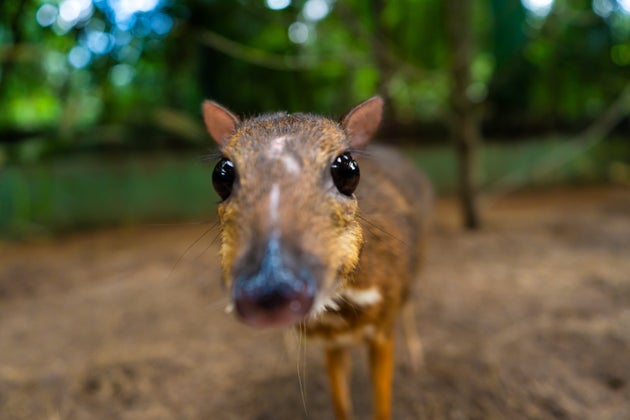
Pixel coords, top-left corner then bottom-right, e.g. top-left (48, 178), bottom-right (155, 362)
top-left (232, 235), bottom-right (317, 328)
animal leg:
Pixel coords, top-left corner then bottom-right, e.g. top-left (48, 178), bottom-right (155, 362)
top-left (401, 300), bottom-right (424, 372)
top-left (325, 346), bottom-right (353, 420)
top-left (368, 333), bottom-right (394, 420)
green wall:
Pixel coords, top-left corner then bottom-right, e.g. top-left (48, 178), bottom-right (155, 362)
top-left (1, 139), bottom-right (627, 238)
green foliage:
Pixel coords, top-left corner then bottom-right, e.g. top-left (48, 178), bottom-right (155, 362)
top-left (0, 0), bottom-right (628, 176)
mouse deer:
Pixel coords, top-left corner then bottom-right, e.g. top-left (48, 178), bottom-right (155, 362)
top-left (203, 97), bottom-right (432, 420)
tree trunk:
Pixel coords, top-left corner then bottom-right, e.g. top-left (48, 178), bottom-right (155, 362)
top-left (444, 0), bottom-right (482, 230)
top-left (371, 0), bottom-right (392, 105)
top-left (0, 0), bottom-right (29, 102)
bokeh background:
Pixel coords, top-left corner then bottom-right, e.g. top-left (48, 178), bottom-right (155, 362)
top-left (1, 1), bottom-right (630, 419)
top-left (1, 0), bottom-right (629, 235)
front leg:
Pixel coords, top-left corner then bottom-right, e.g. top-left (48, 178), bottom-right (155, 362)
top-left (368, 333), bottom-right (395, 420)
top-left (325, 346), bottom-right (353, 420)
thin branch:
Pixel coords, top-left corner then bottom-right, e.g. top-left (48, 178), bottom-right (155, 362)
top-left (484, 83), bottom-right (630, 198)
top-left (195, 29), bottom-right (316, 71)
top-left (335, 3), bottom-right (434, 82)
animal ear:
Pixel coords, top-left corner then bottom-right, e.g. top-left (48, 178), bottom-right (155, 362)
top-left (341, 96), bottom-right (384, 149)
top-left (202, 100), bottom-right (240, 146)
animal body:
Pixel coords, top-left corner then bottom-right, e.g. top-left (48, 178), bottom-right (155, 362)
top-left (203, 97), bottom-right (432, 420)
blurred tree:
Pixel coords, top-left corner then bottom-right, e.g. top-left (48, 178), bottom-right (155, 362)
top-left (445, 0), bottom-right (482, 230)
top-left (487, 0), bottom-right (531, 131)
top-left (0, 0), bottom-right (629, 164)
top-left (0, 0), bottom-right (29, 103)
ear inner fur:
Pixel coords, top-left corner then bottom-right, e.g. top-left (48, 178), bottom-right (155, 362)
top-left (202, 100), bottom-right (240, 146)
top-left (341, 96), bottom-right (384, 149)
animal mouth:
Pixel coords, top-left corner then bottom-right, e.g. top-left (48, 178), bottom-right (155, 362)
top-left (230, 235), bottom-right (319, 328)
top-left (233, 282), bottom-right (315, 328)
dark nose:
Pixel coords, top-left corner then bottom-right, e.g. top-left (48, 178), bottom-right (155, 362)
top-left (232, 236), bottom-right (316, 328)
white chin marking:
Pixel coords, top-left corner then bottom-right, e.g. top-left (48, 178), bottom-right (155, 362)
top-left (311, 295), bottom-right (340, 317)
top-left (309, 286), bottom-right (382, 320)
top-left (341, 286), bottom-right (382, 306)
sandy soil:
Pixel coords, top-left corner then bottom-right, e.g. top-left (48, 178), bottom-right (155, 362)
top-left (1, 186), bottom-right (629, 419)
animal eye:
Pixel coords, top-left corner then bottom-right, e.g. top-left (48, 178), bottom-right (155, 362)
top-left (331, 152), bottom-right (360, 196)
top-left (213, 158), bottom-right (236, 200)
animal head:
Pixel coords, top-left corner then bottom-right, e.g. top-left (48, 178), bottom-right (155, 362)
top-left (203, 97), bottom-right (383, 328)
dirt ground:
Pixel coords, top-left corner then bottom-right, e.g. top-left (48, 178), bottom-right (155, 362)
top-left (0, 186), bottom-right (629, 419)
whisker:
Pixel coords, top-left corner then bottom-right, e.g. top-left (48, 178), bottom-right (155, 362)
top-left (168, 221), bottom-right (220, 280)
top-left (195, 228), bottom-right (222, 261)
top-left (337, 294), bottom-right (360, 317)
top-left (357, 214), bottom-right (411, 248)
top-left (147, 218), bottom-right (216, 227)
top-left (302, 324), bottom-right (308, 412)
top-left (210, 229), bottom-right (222, 246)
top-left (200, 150), bottom-right (223, 162)
top-left (207, 296), bottom-right (229, 312)
top-left (349, 147), bottom-right (373, 158)
top-left (296, 322), bottom-right (309, 416)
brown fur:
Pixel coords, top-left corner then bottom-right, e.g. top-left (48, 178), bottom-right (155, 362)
top-left (203, 98), bottom-right (432, 420)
